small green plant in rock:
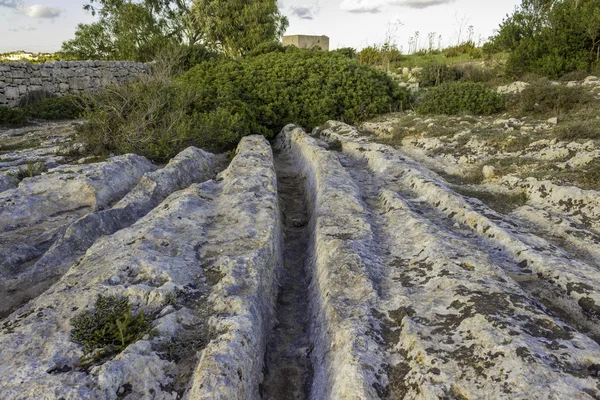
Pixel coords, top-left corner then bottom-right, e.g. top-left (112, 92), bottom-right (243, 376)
top-left (15, 161), bottom-right (46, 180)
top-left (71, 294), bottom-right (151, 367)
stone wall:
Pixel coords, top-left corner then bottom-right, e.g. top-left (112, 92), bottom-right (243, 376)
top-left (0, 61), bottom-right (147, 107)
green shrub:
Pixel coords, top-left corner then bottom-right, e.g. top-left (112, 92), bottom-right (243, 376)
top-left (444, 41), bottom-right (481, 59)
top-left (17, 89), bottom-right (56, 107)
top-left (417, 81), bottom-right (505, 115)
top-left (80, 47), bottom-right (411, 161)
top-left (0, 106), bottom-right (28, 126)
top-left (453, 64), bottom-right (495, 83)
top-left (556, 121), bottom-right (600, 141)
top-left (559, 70), bottom-right (590, 82)
top-left (418, 62), bottom-right (457, 87)
top-left (333, 47), bottom-right (358, 59)
top-left (359, 46), bottom-right (381, 66)
top-left (77, 79), bottom-right (201, 161)
top-left (24, 95), bottom-right (84, 120)
top-left (71, 294), bottom-right (151, 366)
top-left (247, 41), bottom-right (285, 57)
top-left (511, 79), bottom-right (591, 115)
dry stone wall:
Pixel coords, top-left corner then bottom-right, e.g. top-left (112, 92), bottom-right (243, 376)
top-left (0, 61), bottom-right (147, 107)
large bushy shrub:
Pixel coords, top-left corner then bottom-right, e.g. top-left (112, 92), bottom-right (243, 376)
top-left (417, 81), bottom-right (505, 115)
top-left (79, 47), bottom-right (411, 161)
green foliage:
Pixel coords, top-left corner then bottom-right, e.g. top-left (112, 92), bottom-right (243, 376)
top-left (80, 48), bottom-right (411, 161)
top-left (358, 43), bottom-right (403, 72)
top-left (246, 41), bottom-right (285, 57)
top-left (0, 106), bottom-right (28, 126)
top-left (17, 89), bottom-right (56, 108)
top-left (489, 0), bottom-right (600, 78)
top-left (192, 0), bottom-right (288, 58)
top-left (77, 78), bottom-right (199, 162)
top-left (71, 294), bottom-right (151, 366)
top-left (558, 70), bottom-right (590, 82)
top-left (62, 0), bottom-right (200, 62)
top-left (15, 161), bottom-right (46, 180)
top-left (453, 64), bottom-right (496, 83)
top-left (444, 41), bottom-right (482, 59)
top-left (417, 82), bottom-right (505, 115)
top-left (333, 47), bottom-right (358, 59)
top-left (180, 47), bottom-right (412, 134)
top-left (24, 96), bottom-right (84, 120)
top-left (510, 79), bottom-right (592, 114)
top-left (418, 62), bottom-right (457, 87)
top-left (359, 46), bottom-right (381, 66)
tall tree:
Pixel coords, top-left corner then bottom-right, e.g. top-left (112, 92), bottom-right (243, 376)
top-left (192, 0), bottom-right (288, 58)
top-left (62, 0), bottom-right (202, 62)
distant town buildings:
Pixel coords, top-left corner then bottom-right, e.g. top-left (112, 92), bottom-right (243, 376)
top-left (282, 35), bottom-right (329, 51)
top-left (0, 51), bottom-right (54, 62)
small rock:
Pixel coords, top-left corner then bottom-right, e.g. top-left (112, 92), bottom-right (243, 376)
top-left (548, 117), bottom-right (558, 125)
top-left (482, 165), bottom-right (496, 179)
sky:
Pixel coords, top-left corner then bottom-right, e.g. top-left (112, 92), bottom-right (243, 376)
top-left (0, 0), bottom-right (522, 53)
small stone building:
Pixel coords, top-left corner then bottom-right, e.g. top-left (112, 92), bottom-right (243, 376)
top-left (282, 35), bottom-right (329, 51)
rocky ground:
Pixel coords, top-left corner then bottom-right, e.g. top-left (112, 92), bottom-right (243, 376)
top-left (0, 112), bottom-right (600, 399)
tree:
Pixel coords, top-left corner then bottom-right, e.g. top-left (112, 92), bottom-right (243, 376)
top-left (192, 0), bottom-right (288, 58)
top-left (62, 22), bottom-right (115, 60)
top-left (62, 0), bottom-right (202, 62)
top-left (489, 0), bottom-right (600, 77)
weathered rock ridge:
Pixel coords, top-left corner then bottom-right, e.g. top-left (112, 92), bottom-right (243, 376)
top-left (1, 122), bottom-right (599, 399)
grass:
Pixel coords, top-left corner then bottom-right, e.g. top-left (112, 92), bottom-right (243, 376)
top-left (453, 186), bottom-right (528, 213)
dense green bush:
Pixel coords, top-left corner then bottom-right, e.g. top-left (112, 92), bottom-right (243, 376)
top-left (80, 47), bottom-right (412, 161)
top-left (418, 62), bottom-right (457, 86)
top-left (0, 106), bottom-right (28, 126)
top-left (510, 79), bottom-right (591, 114)
top-left (417, 81), bottom-right (505, 115)
top-left (71, 294), bottom-right (150, 366)
top-left (453, 64), bottom-right (495, 83)
top-left (17, 89), bottom-right (56, 107)
top-left (25, 95), bottom-right (84, 120)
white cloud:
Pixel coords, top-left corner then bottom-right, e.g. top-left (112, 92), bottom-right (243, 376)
top-left (19, 5), bottom-right (61, 19)
top-left (9, 24), bottom-right (37, 31)
top-left (340, 0), bottom-right (383, 13)
top-left (341, 0), bottom-right (455, 13)
top-left (388, 0), bottom-right (456, 8)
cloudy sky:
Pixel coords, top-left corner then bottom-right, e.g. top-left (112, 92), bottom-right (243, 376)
top-left (0, 0), bottom-right (521, 53)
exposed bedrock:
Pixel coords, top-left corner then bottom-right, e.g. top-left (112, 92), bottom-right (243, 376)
top-left (314, 121), bottom-right (600, 399)
top-left (0, 136), bottom-right (281, 399)
top-left (0, 147), bottom-right (218, 318)
top-left (0, 154), bottom-right (155, 274)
